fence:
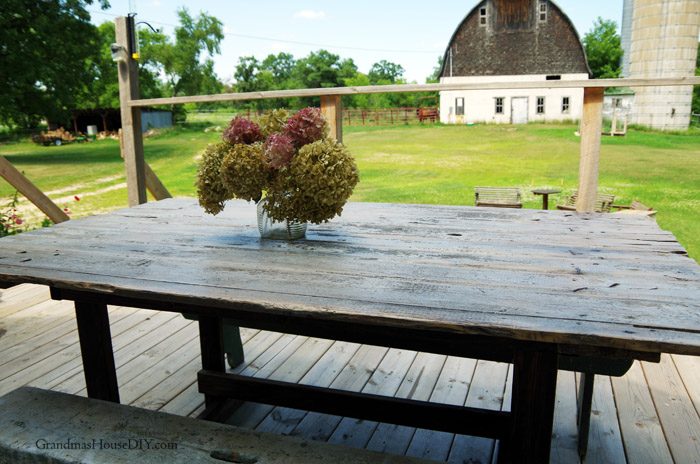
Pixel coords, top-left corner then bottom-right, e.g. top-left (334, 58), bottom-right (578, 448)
top-left (184, 107), bottom-right (438, 127)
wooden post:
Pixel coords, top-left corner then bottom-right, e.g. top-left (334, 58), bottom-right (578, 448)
top-left (115, 17), bottom-right (147, 206)
top-left (0, 155), bottom-right (70, 224)
top-left (577, 87), bottom-right (604, 212)
top-left (320, 95), bottom-right (343, 142)
top-left (118, 129), bottom-right (172, 201)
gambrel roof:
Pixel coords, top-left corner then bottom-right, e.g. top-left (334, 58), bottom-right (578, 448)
top-left (438, 0), bottom-right (591, 78)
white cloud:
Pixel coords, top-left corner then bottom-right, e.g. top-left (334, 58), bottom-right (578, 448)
top-left (222, 26), bottom-right (232, 34)
top-left (151, 0), bottom-right (164, 6)
top-left (293, 10), bottom-right (325, 20)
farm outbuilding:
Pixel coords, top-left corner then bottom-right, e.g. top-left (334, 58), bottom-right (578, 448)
top-left (438, 0), bottom-right (591, 124)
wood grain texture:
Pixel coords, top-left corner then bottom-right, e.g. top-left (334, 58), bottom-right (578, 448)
top-left (115, 17), bottom-right (147, 206)
top-left (0, 198), bottom-right (698, 357)
top-left (578, 87), bottom-right (604, 213)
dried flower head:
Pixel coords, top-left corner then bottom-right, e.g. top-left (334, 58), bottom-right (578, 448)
top-left (195, 142), bottom-right (234, 215)
top-left (264, 138), bottom-right (360, 224)
top-left (258, 108), bottom-right (289, 137)
top-left (222, 117), bottom-right (264, 145)
top-left (263, 133), bottom-right (295, 169)
top-left (283, 107), bottom-right (329, 148)
top-left (220, 143), bottom-right (270, 202)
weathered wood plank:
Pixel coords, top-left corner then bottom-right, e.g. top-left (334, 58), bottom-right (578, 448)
top-left (289, 345), bottom-right (389, 440)
top-left (642, 354), bottom-right (700, 463)
top-left (610, 362), bottom-right (673, 464)
top-left (115, 16), bottom-right (147, 206)
top-left (580, 374), bottom-right (626, 464)
top-left (409, 356), bottom-right (478, 461)
top-left (447, 360), bottom-right (508, 463)
top-left (0, 156), bottom-right (71, 224)
top-left (128, 77), bottom-right (700, 108)
top-left (366, 352), bottom-right (447, 456)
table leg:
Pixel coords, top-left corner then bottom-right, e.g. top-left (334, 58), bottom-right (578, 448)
top-left (542, 194), bottom-right (549, 210)
top-left (198, 316), bottom-right (226, 409)
top-left (74, 301), bottom-right (120, 403)
top-left (498, 348), bottom-right (558, 464)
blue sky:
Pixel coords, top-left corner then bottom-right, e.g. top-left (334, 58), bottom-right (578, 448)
top-left (89, 1), bottom-right (625, 84)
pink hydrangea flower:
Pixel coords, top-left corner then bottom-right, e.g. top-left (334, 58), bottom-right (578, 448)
top-left (222, 117), bottom-right (264, 145)
top-left (284, 107), bottom-right (328, 148)
top-left (263, 133), bottom-right (295, 169)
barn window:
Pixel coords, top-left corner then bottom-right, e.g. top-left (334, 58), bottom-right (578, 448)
top-left (538, 1), bottom-right (547, 22)
top-left (562, 97), bottom-right (570, 114)
top-left (479, 7), bottom-right (487, 26)
top-left (536, 97), bottom-right (545, 114)
top-left (495, 97), bottom-right (504, 114)
top-left (456, 98), bottom-right (465, 116)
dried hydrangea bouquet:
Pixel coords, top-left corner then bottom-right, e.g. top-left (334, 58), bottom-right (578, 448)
top-left (195, 107), bottom-right (360, 239)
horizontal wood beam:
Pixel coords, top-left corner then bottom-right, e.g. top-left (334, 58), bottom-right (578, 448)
top-left (0, 155), bottom-right (70, 224)
top-left (129, 77), bottom-right (700, 107)
top-left (198, 370), bottom-right (512, 439)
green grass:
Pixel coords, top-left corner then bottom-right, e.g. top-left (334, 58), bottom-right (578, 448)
top-left (2, 122), bottom-right (699, 261)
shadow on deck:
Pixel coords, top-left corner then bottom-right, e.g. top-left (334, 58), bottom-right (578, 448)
top-left (1, 284), bottom-right (699, 463)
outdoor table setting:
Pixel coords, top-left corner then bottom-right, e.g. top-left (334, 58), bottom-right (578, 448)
top-left (0, 197), bottom-right (699, 463)
top-left (531, 189), bottom-right (562, 210)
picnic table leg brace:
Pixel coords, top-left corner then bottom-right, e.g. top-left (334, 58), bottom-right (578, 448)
top-left (197, 315), bottom-right (244, 422)
top-left (74, 301), bottom-right (120, 403)
top-left (498, 347), bottom-right (558, 464)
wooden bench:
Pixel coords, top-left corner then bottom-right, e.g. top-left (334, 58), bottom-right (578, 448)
top-left (0, 387), bottom-right (439, 464)
top-left (611, 200), bottom-right (656, 216)
top-left (474, 186), bottom-right (523, 208)
top-left (556, 191), bottom-right (615, 213)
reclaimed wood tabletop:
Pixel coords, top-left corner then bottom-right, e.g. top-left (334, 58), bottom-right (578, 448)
top-left (0, 198), bottom-right (698, 357)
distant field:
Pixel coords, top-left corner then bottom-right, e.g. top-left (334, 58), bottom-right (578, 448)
top-left (1, 122), bottom-right (699, 260)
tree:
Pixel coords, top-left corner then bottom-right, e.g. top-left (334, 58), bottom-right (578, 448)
top-left (0, 0), bottom-right (109, 128)
top-left (368, 60), bottom-right (405, 84)
top-left (141, 9), bottom-right (224, 98)
top-left (583, 18), bottom-right (622, 79)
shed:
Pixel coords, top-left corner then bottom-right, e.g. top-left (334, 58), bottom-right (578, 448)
top-left (438, 0), bottom-right (591, 124)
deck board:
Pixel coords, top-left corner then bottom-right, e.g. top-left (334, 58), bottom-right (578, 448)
top-left (1, 283), bottom-right (699, 463)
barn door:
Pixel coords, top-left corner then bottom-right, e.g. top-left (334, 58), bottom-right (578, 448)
top-left (511, 97), bottom-right (528, 124)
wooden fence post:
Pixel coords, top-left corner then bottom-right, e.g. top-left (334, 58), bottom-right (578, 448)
top-left (577, 87), bottom-right (604, 212)
top-left (115, 16), bottom-right (147, 206)
top-left (320, 95), bottom-right (343, 142)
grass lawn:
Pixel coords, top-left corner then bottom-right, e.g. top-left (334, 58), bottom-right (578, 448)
top-left (2, 122), bottom-right (699, 261)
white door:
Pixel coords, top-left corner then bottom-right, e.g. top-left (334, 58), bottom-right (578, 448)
top-left (511, 97), bottom-right (528, 124)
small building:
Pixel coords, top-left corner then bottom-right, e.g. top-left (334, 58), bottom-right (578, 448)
top-left (438, 0), bottom-right (591, 124)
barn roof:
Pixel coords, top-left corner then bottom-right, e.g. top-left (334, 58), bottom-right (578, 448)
top-left (438, 0), bottom-right (591, 78)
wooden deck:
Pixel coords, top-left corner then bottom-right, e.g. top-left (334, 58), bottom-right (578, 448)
top-left (1, 283), bottom-right (699, 464)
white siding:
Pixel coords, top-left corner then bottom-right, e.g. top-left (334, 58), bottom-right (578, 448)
top-left (439, 74), bottom-right (588, 124)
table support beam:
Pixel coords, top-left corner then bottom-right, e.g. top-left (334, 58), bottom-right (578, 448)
top-left (499, 348), bottom-right (558, 464)
top-left (74, 301), bottom-right (120, 403)
top-left (198, 370), bottom-right (511, 438)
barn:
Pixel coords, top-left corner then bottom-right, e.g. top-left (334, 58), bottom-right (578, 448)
top-left (438, 0), bottom-right (591, 124)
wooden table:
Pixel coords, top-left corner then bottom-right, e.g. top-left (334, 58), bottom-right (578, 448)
top-left (531, 189), bottom-right (561, 210)
top-left (1, 198), bottom-right (699, 463)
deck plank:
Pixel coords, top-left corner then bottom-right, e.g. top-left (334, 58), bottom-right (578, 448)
top-left (0, 284), bottom-right (699, 463)
top-left (643, 354), bottom-right (700, 463)
top-left (610, 361), bottom-right (673, 464)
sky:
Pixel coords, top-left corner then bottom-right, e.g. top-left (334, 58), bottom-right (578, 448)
top-left (88, 1), bottom-right (624, 84)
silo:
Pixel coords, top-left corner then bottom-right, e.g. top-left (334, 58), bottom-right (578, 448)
top-left (627, 0), bottom-right (700, 130)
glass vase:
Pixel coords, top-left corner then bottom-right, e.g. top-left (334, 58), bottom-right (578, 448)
top-left (256, 197), bottom-right (307, 240)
